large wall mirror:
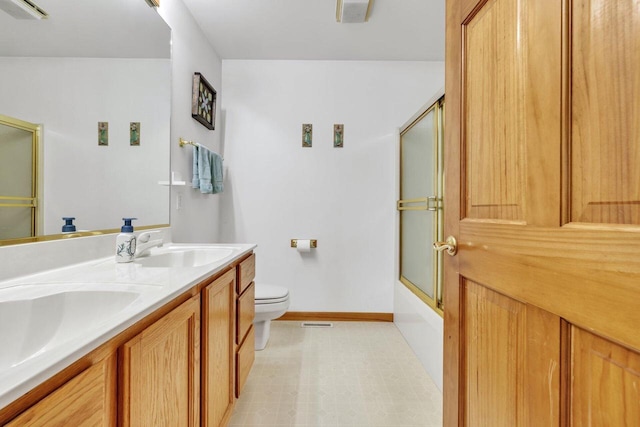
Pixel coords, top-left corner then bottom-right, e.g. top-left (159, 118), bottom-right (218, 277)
top-left (0, 0), bottom-right (171, 245)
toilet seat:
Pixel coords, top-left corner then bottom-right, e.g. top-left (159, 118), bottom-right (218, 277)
top-left (255, 284), bottom-right (289, 305)
top-left (256, 296), bottom-right (288, 305)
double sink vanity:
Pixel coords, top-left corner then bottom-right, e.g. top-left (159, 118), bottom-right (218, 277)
top-left (0, 239), bottom-right (256, 426)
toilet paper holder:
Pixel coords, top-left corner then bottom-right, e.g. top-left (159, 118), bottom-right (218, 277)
top-left (290, 239), bottom-right (317, 248)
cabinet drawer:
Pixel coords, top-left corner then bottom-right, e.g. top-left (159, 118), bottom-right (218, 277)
top-left (236, 282), bottom-right (255, 345)
top-left (235, 326), bottom-right (255, 398)
top-left (237, 254), bottom-right (255, 294)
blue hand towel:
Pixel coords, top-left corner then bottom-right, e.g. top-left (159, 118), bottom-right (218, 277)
top-left (197, 146), bottom-right (224, 194)
top-left (192, 145), bottom-right (200, 189)
top-left (212, 152), bottom-right (224, 194)
top-left (198, 146), bottom-right (213, 193)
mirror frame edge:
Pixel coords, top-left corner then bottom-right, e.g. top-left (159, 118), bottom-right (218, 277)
top-left (0, 224), bottom-right (170, 247)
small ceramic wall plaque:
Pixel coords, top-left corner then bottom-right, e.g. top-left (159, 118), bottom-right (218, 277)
top-left (334, 124), bottom-right (344, 148)
top-left (302, 123), bottom-right (312, 147)
top-left (130, 122), bottom-right (140, 146)
top-left (98, 122), bottom-right (108, 146)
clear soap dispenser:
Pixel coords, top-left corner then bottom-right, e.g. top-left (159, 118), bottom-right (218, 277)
top-left (115, 218), bottom-right (137, 263)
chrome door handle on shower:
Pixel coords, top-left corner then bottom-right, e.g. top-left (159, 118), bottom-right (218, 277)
top-left (433, 236), bottom-right (458, 256)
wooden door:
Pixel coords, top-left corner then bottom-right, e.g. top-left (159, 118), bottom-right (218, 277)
top-left (120, 296), bottom-right (200, 427)
top-left (6, 353), bottom-right (116, 427)
top-left (202, 269), bottom-right (235, 427)
top-left (445, 0), bottom-right (640, 425)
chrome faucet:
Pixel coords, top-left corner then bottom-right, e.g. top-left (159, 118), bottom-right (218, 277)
top-left (135, 231), bottom-right (164, 257)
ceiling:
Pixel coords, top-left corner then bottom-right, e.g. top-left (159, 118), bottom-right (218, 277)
top-left (181, 0), bottom-right (445, 61)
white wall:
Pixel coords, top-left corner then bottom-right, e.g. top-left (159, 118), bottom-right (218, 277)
top-left (220, 60), bottom-right (444, 313)
top-left (159, 0), bottom-right (224, 243)
top-left (0, 58), bottom-right (170, 234)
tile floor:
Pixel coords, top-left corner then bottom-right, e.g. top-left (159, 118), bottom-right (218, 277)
top-left (229, 321), bottom-right (443, 427)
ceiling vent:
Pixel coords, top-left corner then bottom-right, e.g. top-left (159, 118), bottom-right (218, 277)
top-left (0, 0), bottom-right (48, 19)
top-left (336, 0), bottom-right (372, 23)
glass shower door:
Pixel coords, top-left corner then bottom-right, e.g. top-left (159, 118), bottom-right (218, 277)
top-left (0, 115), bottom-right (39, 240)
top-left (398, 97), bottom-right (444, 314)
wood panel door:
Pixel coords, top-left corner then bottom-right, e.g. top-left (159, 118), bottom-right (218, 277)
top-left (120, 296), bottom-right (200, 427)
top-left (202, 269), bottom-right (235, 427)
top-left (5, 353), bottom-right (116, 427)
top-left (445, 0), bottom-right (640, 425)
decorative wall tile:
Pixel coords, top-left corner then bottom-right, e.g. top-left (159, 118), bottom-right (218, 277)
top-left (334, 124), bottom-right (344, 147)
top-left (130, 122), bottom-right (140, 146)
top-left (98, 122), bottom-right (108, 146)
top-left (302, 123), bottom-right (312, 147)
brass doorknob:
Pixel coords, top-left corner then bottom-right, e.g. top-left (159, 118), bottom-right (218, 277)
top-left (433, 236), bottom-right (458, 256)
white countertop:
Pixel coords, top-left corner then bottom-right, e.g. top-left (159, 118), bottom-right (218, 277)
top-left (0, 243), bottom-right (256, 410)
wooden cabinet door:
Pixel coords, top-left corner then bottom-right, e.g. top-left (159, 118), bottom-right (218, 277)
top-left (201, 269), bottom-right (235, 427)
top-left (119, 296), bottom-right (200, 427)
top-left (6, 354), bottom-right (116, 427)
top-left (445, 0), bottom-right (640, 425)
top-left (235, 326), bottom-right (255, 398)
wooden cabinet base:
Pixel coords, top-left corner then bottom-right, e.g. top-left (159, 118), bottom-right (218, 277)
top-left (5, 354), bottom-right (116, 427)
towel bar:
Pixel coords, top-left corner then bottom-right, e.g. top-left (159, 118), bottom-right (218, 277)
top-left (179, 137), bottom-right (198, 147)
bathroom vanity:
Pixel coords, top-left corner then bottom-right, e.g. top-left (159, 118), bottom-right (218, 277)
top-left (0, 243), bottom-right (256, 427)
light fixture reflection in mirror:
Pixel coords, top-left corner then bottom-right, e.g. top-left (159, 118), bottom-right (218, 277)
top-left (0, 0), bottom-right (172, 246)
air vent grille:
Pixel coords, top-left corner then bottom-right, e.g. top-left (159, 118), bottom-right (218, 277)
top-left (301, 322), bottom-right (334, 328)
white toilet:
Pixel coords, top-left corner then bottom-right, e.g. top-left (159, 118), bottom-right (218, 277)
top-left (254, 283), bottom-right (290, 350)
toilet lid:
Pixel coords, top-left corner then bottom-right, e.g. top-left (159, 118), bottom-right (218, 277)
top-left (255, 284), bottom-right (289, 303)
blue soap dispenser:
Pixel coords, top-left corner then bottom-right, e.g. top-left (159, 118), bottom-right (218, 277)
top-left (61, 217), bottom-right (76, 233)
top-left (115, 218), bottom-right (137, 263)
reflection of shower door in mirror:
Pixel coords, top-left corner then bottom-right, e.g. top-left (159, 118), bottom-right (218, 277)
top-left (0, 115), bottom-right (39, 240)
top-left (398, 97), bottom-right (444, 315)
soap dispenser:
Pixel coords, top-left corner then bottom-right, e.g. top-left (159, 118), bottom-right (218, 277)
top-left (115, 218), bottom-right (137, 263)
top-left (61, 217), bottom-right (76, 233)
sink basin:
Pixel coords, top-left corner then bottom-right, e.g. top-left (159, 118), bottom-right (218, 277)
top-left (0, 286), bottom-right (142, 372)
top-left (134, 246), bottom-right (234, 268)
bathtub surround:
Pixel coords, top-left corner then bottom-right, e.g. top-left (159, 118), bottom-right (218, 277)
top-left (394, 282), bottom-right (444, 391)
top-left (220, 60), bottom-right (444, 315)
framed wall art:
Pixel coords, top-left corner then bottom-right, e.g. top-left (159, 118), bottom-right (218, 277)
top-left (192, 72), bottom-right (216, 130)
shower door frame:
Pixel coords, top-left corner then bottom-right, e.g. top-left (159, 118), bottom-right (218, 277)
top-left (397, 93), bottom-right (445, 316)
